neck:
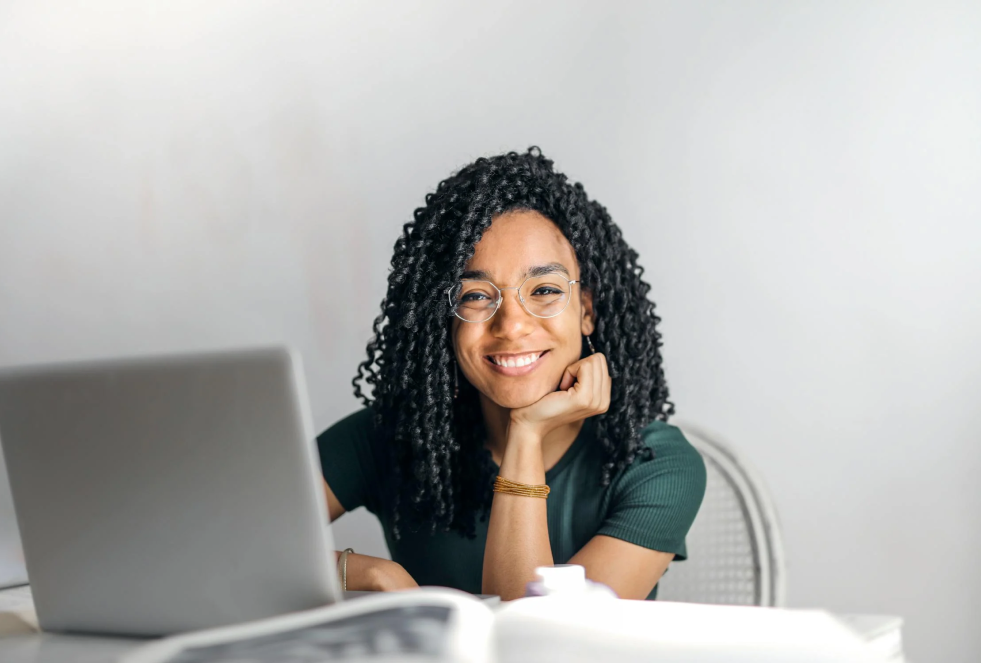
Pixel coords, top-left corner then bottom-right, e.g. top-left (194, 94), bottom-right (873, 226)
top-left (480, 395), bottom-right (585, 470)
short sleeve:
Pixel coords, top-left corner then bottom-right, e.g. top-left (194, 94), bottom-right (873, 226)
top-left (316, 408), bottom-right (386, 515)
top-left (597, 421), bottom-right (707, 560)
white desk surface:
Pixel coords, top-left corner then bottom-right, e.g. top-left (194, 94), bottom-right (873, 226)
top-left (0, 584), bottom-right (905, 663)
top-left (0, 585), bottom-right (143, 662)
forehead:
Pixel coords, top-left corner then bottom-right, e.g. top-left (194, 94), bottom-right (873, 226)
top-left (465, 210), bottom-right (578, 280)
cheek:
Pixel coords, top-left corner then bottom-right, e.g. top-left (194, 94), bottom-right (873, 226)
top-left (528, 321), bottom-right (584, 387)
top-left (544, 318), bottom-right (584, 360)
top-left (452, 325), bottom-right (482, 372)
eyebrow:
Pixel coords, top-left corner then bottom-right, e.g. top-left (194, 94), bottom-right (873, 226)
top-left (460, 263), bottom-right (571, 281)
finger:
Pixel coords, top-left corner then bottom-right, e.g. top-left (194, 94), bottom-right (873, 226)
top-left (558, 366), bottom-right (576, 391)
top-left (592, 362), bottom-right (605, 411)
top-left (591, 365), bottom-right (603, 410)
top-left (595, 352), bottom-right (609, 376)
top-left (580, 355), bottom-right (603, 410)
top-left (588, 354), bottom-right (610, 413)
top-left (558, 358), bottom-right (587, 391)
top-left (600, 372), bottom-right (612, 413)
top-left (592, 353), bottom-right (608, 396)
top-left (573, 360), bottom-right (595, 406)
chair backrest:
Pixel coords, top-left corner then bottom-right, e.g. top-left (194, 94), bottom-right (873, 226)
top-left (655, 420), bottom-right (786, 607)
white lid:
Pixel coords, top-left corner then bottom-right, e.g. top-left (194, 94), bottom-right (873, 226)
top-left (535, 564), bottom-right (587, 593)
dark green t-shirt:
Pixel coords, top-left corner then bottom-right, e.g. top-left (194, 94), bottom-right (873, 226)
top-left (317, 408), bottom-right (706, 600)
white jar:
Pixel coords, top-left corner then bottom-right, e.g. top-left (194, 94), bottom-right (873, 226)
top-left (525, 564), bottom-right (618, 598)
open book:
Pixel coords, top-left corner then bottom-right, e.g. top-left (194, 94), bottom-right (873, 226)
top-left (119, 587), bottom-right (896, 663)
top-left (119, 589), bottom-right (494, 663)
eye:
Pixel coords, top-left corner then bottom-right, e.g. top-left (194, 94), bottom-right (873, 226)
top-left (460, 291), bottom-right (491, 303)
top-left (531, 286), bottom-right (564, 297)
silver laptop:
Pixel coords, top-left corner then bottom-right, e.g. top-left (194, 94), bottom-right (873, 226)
top-left (0, 447), bottom-right (28, 589)
top-left (0, 347), bottom-right (343, 636)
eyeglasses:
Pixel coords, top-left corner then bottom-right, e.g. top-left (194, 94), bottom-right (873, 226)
top-left (446, 272), bottom-right (581, 323)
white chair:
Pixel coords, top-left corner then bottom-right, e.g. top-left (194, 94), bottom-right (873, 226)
top-left (655, 420), bottom-right (787, 607)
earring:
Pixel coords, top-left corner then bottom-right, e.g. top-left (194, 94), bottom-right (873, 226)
top-left (585, 335), bottom-right (596, 355)
top-left (453, 361), bottom-right (459, 399)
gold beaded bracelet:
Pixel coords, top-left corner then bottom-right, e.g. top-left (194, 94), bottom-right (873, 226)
top-left (493, 475), bottom-right (551, 499)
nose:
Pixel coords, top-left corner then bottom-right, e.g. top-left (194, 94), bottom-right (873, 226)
top-left (489, 287), bottom-right (533, 339)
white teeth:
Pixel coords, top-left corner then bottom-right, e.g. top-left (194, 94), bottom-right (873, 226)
top-left (491, 352), bottom-right (540, 368)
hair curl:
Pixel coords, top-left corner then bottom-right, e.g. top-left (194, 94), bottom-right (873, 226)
top-left (352, 147), bottom-right (673, 538)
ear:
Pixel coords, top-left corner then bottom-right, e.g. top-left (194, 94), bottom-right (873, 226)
top-left (580, 287), bottom-right (595, 336)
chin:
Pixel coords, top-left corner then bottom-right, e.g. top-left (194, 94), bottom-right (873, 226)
top-left (494, 396), bottom-right (540, 410)
top-left (487, 384), bottom-right (554, 410)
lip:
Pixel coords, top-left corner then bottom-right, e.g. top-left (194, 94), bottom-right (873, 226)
top-left (483, 350), bottom-right (550, 377)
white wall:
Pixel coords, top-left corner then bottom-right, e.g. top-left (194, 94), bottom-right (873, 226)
top-left (1, 2), bottom-right (978, 660)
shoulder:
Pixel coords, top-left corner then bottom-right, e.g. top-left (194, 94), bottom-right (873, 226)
top-left (317, 407), bottom-right (389, 467)
top-left (596, 419), bottom-right (707, 559)
top-left (316, 407), bottom-right (389, 514)
top-left (640, 420), bottom-right (704, 464)
top-left (611, 420), bottom-right (707, 504)
top-left (317, 407), bottom-right (378, 444)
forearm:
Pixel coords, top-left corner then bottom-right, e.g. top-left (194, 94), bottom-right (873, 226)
top-left (481, 427), bottom-right (553, 600)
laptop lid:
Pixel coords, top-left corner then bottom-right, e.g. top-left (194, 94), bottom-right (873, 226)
top-left (0, 346), bottom-right (342, 635)
top-left (0, 447), bottom-right (28, 589)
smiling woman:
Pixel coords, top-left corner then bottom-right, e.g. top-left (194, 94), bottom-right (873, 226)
top-left (316, 147), bottom-right (706, 601)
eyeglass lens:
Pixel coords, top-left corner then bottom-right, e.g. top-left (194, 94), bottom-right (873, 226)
top-left (450, 274), bottom-right (572, 322)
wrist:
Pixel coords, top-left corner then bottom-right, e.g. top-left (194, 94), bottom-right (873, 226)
top-left (369, 559), bottom-right (417, 592)
top-left (342, 552), bottom-right (382, 591)
top-left (499, 423), bottom-right (547, 485)
top-left (365, 562), bottom-right (388, 591)
top-left (506, 418), bottom-right (546, 445)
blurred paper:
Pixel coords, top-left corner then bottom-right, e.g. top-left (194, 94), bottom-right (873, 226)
top-left (495, 597), bottom-right (886, 663)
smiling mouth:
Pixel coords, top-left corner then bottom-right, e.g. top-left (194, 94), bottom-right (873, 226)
top-left (484, 350), bottom-right (549, 373)
top-left (487, 351), bottom-right (546, 367)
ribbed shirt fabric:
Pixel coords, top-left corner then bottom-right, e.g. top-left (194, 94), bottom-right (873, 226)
top-left (317, 408), bottom-right (706, 600)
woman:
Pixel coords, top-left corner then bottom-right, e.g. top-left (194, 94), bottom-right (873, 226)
top-left (318, 147), bottom-right (706, 601)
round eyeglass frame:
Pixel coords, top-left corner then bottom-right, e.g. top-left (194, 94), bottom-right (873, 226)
top-left (446, 274), bottom-right (581, 323)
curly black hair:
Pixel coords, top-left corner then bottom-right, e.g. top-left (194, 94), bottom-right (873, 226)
top-left (352, 147), bottom-right (673, 538)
